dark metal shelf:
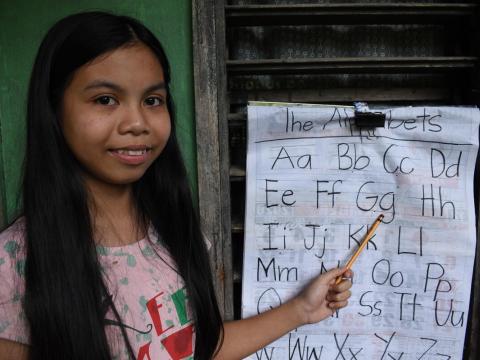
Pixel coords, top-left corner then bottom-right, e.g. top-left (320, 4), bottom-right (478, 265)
top-left (227, 56), bottom-right (478, 75)
top-left (226, 3), bottom-right (479, 26)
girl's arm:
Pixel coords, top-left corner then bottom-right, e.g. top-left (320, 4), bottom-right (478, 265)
top-left (0, 339), bottom-right (29, 360)
top-left (214, 267), bottom-right (353, 360)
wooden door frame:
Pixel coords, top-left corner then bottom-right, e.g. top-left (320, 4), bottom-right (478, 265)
top-left (192, 0), bottom-right (234, 320)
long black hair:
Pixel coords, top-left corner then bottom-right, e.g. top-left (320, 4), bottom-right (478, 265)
top-left (23, 11), bottom-right (222, 359)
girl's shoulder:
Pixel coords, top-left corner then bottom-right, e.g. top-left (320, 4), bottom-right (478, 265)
top-left (0, 217), bottom-right (27, 299)
top-left (0, 217), bottom-right (27, 262)
top-left (0, 218), bottom-right (29, 345)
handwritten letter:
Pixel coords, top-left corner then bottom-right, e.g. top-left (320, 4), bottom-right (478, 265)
top-left (242, 104), bottom-right (479, 359)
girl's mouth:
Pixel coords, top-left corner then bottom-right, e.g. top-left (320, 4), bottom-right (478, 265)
top-left (108, 147), bottom-right (152, 165)
top-left (115, 149), bottom-right (148, 156)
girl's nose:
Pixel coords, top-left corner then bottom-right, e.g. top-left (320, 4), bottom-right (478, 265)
top-left (118, 105), bottom-right (149, 135)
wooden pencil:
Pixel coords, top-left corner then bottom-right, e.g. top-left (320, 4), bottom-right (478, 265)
top-left (335, 214), bottom-right (384, 285)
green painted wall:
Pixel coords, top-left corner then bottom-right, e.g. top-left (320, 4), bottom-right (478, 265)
top-left (0, 0), bottom-right (197, 224)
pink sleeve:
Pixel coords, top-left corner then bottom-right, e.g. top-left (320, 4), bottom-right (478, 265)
top-left (0, 220), bottom-right (30, 345)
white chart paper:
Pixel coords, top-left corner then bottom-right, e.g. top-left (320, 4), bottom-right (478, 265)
top-left (242, 103), bottom-right (479, 359)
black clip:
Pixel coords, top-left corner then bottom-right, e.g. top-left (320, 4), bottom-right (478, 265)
top-left (353, 102), bottom-right (385, 128)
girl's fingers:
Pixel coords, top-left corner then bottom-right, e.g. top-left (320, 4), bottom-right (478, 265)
top-left (330, 269), bottom-right (354, 286)
top-left (327, 290), bottom-right (351, 302)
top-left (323, 269), bottom-right (353, 311)
top-left (321, 267), bottom-right (348, 284)
top-left (328, 300), bottom-right (349, 309)
top-left (331, 278), bottom-right (353, 292)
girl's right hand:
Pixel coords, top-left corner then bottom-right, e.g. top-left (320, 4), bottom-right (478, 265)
top-left (215, 267), bottom-right (353, 360)
top-left (291, 267), bottom-right (353, 325)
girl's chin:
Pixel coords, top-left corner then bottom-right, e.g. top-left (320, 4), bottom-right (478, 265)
top-left (81, 170), bottom-right (149, 189)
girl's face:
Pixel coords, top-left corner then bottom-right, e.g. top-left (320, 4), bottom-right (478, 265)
top-left (61, 43), bottom-right (171, 189)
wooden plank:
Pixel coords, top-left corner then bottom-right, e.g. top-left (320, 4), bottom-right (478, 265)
top-left (227, 57), bottom-right (479, 75)
top-left (229, 87), bottom-right (452, 104)
top-left (226, 3), bottom-right (478, 26)
top-left (230, 165), bottom-right (246, 178)
top-left (231, 222), bottom-right (244, 234)
top-left (192, 0), bottom-right (234, 320)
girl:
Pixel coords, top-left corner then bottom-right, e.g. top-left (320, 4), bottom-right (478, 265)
top-left (0, 11), bottom-right (352, 360)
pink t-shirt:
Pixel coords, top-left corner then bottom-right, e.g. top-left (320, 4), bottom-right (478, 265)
top-left (0, 219), bottom-right (195, 360)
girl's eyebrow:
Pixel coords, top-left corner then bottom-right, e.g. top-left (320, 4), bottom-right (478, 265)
top-left (83, 80), bottom-right (123, 93)
top-left (83, 80), bottom-right (166, 94)
top-left (144, 82), bottom-right (166, 94)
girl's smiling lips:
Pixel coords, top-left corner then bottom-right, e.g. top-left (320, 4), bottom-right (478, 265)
top-left (108, 145), bottom-right (152, 165)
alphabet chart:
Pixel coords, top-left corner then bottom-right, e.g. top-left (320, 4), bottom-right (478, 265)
top-left (242, 103), bottom-right (480, 359)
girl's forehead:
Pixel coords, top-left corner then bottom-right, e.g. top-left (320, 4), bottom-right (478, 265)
top-left (72, 44), bottom-right (165, 88)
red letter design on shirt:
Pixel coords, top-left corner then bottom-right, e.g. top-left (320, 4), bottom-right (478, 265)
top-left (137, 342), bottom-right (152, 360)
top-left (146, 292), bottom-right (174, 336)
top-left (161, 324), bottom-right (194, 360)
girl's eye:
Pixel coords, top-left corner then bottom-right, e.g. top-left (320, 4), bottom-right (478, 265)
top-left (95, 96), bottom-right (117, 106)
top-left (144, 97), bottom-right (164, 107)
